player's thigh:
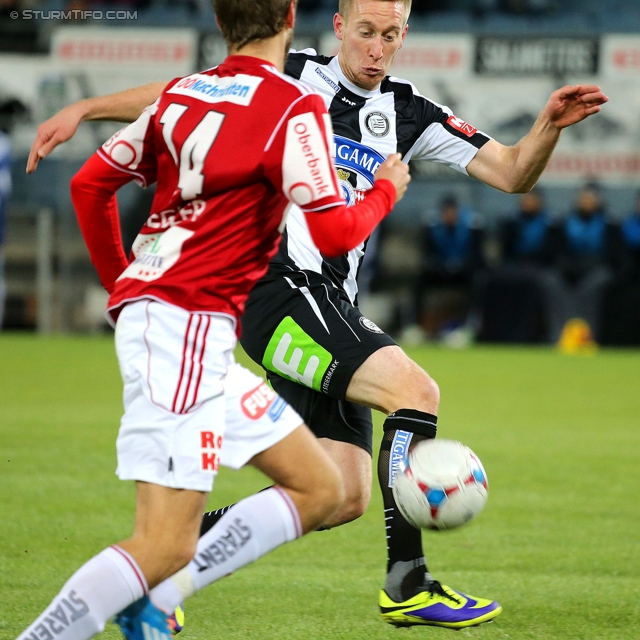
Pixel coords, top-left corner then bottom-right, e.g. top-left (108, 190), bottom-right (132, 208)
top-left (268, 373), bottom-right (376, 456)
top-left (346, 345), bottom-right (440, 414)
top-left (240, 268), bottom-right (395, 401)
top-left (219, 362), bottom-right (304, 472)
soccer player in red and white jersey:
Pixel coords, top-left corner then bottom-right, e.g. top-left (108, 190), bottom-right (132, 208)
top-left (16, 2), bottom-right (411, 639)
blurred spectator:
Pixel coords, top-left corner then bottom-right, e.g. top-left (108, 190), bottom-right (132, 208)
top-left (600, 192), bottom-right (640, 346)
top-left (500, 188), bottom-right (555, 268)
top-left (414, 195), bottom-right (484, 338)
top-left (620, 192), bottom-right (640, 281)
top-left (412, 0), bottom-right (453, 14)
top-left (547, 184), bottom-right (623, 342)
top-left (474, 0), bottom-right (554, 15)
top-left (475, 190), bottom-right (556, 344)
top-left (0, 128), bottom-right (11, 329)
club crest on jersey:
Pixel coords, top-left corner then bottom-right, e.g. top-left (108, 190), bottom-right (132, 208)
top-left (359, 316), bottom-right (384, 333)
top-left (446, 115), bottom-right (477, 138)
top-left (365, 112), bottom-right (390, 137)
top-left (333, 136), bottom-right (385, 187)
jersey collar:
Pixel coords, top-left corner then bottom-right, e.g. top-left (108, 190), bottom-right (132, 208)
top-left (329, 56), bottom-right (382, 99)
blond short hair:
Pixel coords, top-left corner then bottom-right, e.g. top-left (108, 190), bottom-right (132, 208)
top-left (338, 0), bottom-right (412, 22)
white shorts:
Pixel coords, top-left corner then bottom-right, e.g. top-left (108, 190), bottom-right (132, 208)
top-left (114, 299), bottom-right (303, 492)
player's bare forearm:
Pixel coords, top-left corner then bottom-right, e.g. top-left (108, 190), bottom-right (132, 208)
top-left (468, 115), bottom-right (561, 194)
top-left (84, 82), bottom-right (167, 122)
top-left (467, 84), bottom-right (608, 194)
top-left (27, 81), bottom-right (167, 173)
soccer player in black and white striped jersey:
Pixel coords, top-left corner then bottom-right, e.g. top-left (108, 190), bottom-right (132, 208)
top-left (28, 0), bottom-right (607, 629)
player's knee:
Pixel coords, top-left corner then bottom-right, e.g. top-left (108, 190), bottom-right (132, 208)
top-left (416, 372), bottom-right (440, 409)
top-left (386, 363), bottom-right (440, 414)
top-left (338, 485), bottom-right (370, 524)
top-left (314, 463), bottom-right (346, 524)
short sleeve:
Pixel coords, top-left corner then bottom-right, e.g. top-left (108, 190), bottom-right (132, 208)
top-left (97, 99), bottom-right (160, 188)
top-left (263, 93), bottom-right (345, 213)
top-left (408, 97), bottom-right (491, 175)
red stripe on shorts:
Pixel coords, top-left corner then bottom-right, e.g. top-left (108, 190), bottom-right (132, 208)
top-left (187, 314), bottom-right (211, 413)
top-left (172, 314), bottom-right (194, 413)
top-left (180, 314), bottom-right (203, 414)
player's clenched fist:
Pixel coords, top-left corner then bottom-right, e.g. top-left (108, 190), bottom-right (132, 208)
top-left (374, 153), bottom-right (411, 203)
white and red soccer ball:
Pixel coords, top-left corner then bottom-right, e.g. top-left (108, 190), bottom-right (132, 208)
top-left (392, 439), bottom-right (489, 531)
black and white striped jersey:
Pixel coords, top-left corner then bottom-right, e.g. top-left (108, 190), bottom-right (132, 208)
top-left (273, 50), bottom-right (491, 304)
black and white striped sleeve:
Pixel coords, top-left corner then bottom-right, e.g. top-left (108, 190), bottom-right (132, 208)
top-left (405, 84), bottom-right (491, 175)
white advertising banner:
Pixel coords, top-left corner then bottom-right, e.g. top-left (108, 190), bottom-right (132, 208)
top-left (1, 28), bottom-right (198, 155)
top-left (407, 75), bottom-right (640, 185)
top-left (51, 27), bottom-right (198, 91)
top-left (600, 34), bottom-right (640, 78)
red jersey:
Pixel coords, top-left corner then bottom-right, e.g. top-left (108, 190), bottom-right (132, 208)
top-left (70, 55), bottom-right (396, 330)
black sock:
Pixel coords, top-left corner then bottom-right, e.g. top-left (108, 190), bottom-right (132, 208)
top-left (378, 409), bottom-right (437, 601)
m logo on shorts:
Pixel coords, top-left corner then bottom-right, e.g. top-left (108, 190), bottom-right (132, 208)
top-left (241, 383), bottom-right (277, 420)
top-left (201, 430), bottom-right (222, 472)
top-left (263, 317), bottom-right (333, 391)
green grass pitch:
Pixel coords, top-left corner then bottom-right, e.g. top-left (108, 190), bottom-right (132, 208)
top-left (1, 334), bottom-right (639, 639)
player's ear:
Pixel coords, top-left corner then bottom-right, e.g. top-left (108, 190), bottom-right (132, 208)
top-left (399, 22), bottom-right (409, 48)
top-left (333, 12), bottom-right (344, 40)
top-left (286, 0), bottom-right (296, 29)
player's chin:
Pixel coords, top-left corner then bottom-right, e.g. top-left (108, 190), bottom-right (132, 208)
top-left (358, 73), bottom-right (383, 90)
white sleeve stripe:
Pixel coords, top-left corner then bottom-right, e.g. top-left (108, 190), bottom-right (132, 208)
top-left (263, 94), bottom-right (310, 153)
top-left (262, 64), bottom-right (312, 95)
top-left (97, 148), bottom-right (148, 186)
top-left (301, 201), bottom-right (344, 213)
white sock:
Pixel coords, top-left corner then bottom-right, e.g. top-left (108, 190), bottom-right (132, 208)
top-left (17, 546), bottom-right (147, 640)
top-left (150, 487), bottom-right (301, 612)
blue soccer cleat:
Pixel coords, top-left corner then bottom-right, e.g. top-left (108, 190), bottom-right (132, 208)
top-left (379, 580), bottom-right (502, 628)
top-left (114, 595), bottom-right (173, 640)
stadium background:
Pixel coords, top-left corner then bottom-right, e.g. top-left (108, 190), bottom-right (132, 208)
top-left (1, 0), bottom-right (640, 341)
top-left (1, 2), bottom-right (639, 639)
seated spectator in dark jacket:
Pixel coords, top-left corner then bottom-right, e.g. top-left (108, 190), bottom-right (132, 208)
top-left (474, 190), bottom-right (558, 344)
top-left (621, 192), bottom-right (640, 281)
top-left (545, 184), bottom-right (623, 342)
top-left (415, 195), bottom-right (484, 337)
top-left (500, 189), bottom-right (555, 267)
top-left (599, 192), bottom-right (640, 346)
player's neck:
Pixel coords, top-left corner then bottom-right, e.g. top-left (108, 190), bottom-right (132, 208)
top-left (230, 31), bottom-right (291, 73)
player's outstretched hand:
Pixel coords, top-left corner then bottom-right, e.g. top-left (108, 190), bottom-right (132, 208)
top-left (374, 153), bottom-right (411, 203)
top-left (26, 102), bottom-right (87, 173)
top-left (543, 85), bottom-right (609, 130)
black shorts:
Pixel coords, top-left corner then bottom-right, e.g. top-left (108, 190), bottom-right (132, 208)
top-left (240, 264), bottom-right (396, 454)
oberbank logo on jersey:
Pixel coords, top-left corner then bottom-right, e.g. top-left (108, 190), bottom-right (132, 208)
top-left (283, 112), bottom-right (338, 206)
top-left (333, 136), bottom-right (385, 188)
top-left (167, 73), bottom-right (263, 106)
